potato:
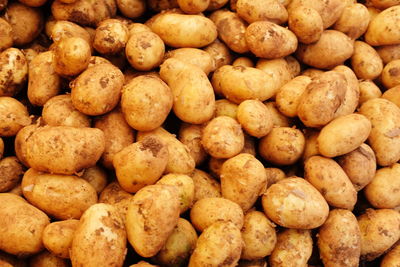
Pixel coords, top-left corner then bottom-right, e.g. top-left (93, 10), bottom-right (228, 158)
top-left (178, 124), bottom-right (207, 166)
top-left (262, 177), bottom-right (329, 229)
top-left (121, 75), bottom-right (172, 131)
top-left (285, 56), bottom-right (301, 77)
top-left (81, 166), bottom-right (107, 194)
top-left (0, 18), bottom-right (13, 51)
top-left (245, 21), bottom-right (297, 59)
top-left (237, 100), bottom-right (272, 138)
top-left (377, 44), bottom-right (400, 64)
top-left (25, 126), bottom-right (105, 175)
top-left (264, 102), bottom-right (292, 127)
top-left (241, 211), bottom-right (277, 260)
top-left (70, 204), bottom-right (126, 267)
top-left (359, 98), bottom-right (400, 166)
top-left (365, 6), bottom-right (400, 46)
top-left (259, 127), bottom-right (305, 166)
top-left (126, 185), bottom-right (180, 257)
top-left (209, 10), bottom-right (249, 54)
top-left (297, 71), bottom-right (347, 127)
top-left (238, 259), bottom-right (267, 267)
top-left (14, 124), bottom-right (39, 167)
top-left (301, 68), bottom-right (323, 78)
top-left (0, 97), bottom-right (31, 137)
top-left (0, 251), bottom-right (26, 267)
top-left (0, 157), bottom-right (23, 193)
top-left (296, 30), bottom-right (354, 69)
top-left (0, 137), bottom-right (3, 159)
top-left (212, 65), bottom-right (277, 104)
top-left (381, 243), bottom-right (400, 267)
top-left (130, 261), bottom-right (158, 267)
top-left (207, 158), bottom-right (226, 177)
top-left (4, 2), bottom-right (43, 46)
top-left (232, 57), bottom-right (253, 68)
top-left (215, 99), bottom-right (238, 119)
top-left (337, 143), bottom-right (376, 191)
top-left (137, 127), bottom-right (195, 174)
top-left (269, 229), bottom-right (312, 267)
top-left (148, 0), bottom-right (178, 11)
top-left (190, 169), bottom-right (221, 202)
top-left (265, 168), bottom-right (286, 187)
top-left (29, 251), bottom-right (68, 267)
top-left (190, 197), bottom-right (244, 231)
top-left (276, 75), bottom-right (311, 118)
top-left (0, 48), bottom-right (28, 97)
top-left (220, 154), bottom-right (267, 211)
top-left (0, 193), bottom-right (49, 256)
top-left (165, 48), bottom-right (215, 75)
top-left (204, 39), bottom-right (233, 69)
top-left (351, 41), bottom-right (383, 80)
top-left (51, 0), bottom-right (117, 27)
top-left (237, 0), bottom-right (287, 25)
top-left (42, 219), bottom-right (79, 258)
top-left (317, 114), bottom-right (371, 157)
top-left (177, 0), bottom-right (209, 14)
top-left (305, 156), bottom-right (357, 210)
top-left (288, 5), bottom-right (323, 44)
top-left (126, 31), bottom-right (165, 71)
top-left (154, 218), bottom-right (197, 266)
top-left (256, 58), bottom-right (293, 93)
top-left (99, 181), bottom-right (133, 221)
top-left (382, 59), bottom-right (400, 89)
top-left (50, 20), bottom-right (91, 45)
top-left (333, 3), bottom-right (370, 40)
top-left (358, 80), bottom-right (382, 106)
top-left (358, 209), bottom-right (400, 261)
top-left (117, 0), bottom-right (145, 18)
top-left (382, 85), bottom-right (400, 108)
top-left (147, 13), bottom-right (217, 48)
top-left (93, 19), bottom-right (128, 55)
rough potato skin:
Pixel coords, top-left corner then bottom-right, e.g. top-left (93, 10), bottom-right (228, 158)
top-left (25, 126), bottom-right (105, 175)
top-left (94, 19), bottom-right (129, 55)
top-left (276, 75), bottom-right (311, 117)
top-left (0, 157), bottom-right (23, 192)
top-left (29, 251), bottom-right (68, 267)
top-left (14, 124), bottom-right (39, 167)
top-left (0, 193), bottom-right (50, 256)
top-left (178, 124), bottom-right (207, 166)
top-left (0, 18), bottom-right (13, 51)
top-left (351, 41), bottom-right (383, 80)
top-left (50, 20), bottom-right (91, 44)
top-left (99, 181), bottom-right (133, 222)
top-left (204, 39), bottom-right (233, 70)
top-left (288, 6), bottom-right (323, 44)
top-left (381, 243), bottom-right (400, 267)
top-left (0, 97), bottom-right (31, 137)
top-left (117, 0), bottom-right (146, 18)
top-left (0, 48), bottom-right (28, 97)
top-left (157, 174), bottom-right (194, 213)
top-left (190, 169), bottom-right (221, 202)
top-left (382, 59), bottom-right (400, 89)
top-left (237, 0), bottom-right (287, 24)
top-left (70, 204), bottom-right (127, 267)
top-left (333, 3), bottom-right (370, 40)
top-left (42, 219), bottom-right (79, 258)
top-left (365, 6), bottom-right (400, 46)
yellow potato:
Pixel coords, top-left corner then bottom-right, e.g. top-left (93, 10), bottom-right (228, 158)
top-left (0, 97), bottom-right (31, 137)
top-left (382, 85), bottom-right (400, 108)
top-left (377, 44), bottom-right (400, 64)
top-left (264, 102), bottom-right (292, 127)
top-left (365, 6), bottom-right (400, 46)
top-left (81, 166), bottom-right (107, 194)
top-left (14, 124), bottom-right (39, 168)
top-left (232, 57), bottom-right (253, 68)
top-left (50, 20), bottom-right (91, 44)
top-left (358, 79), bottom-right (382, 106)
top-left (165, 48), bottom-right (215, 75)
top-left (178, 124), bottom-right (207, 166)
top-left (0, 18), bottom-right (13, 51)
top-left (381, 243), bottom-right (400, 267)
top-left (285, 55), bottom-right (301, 77)
top-left (382, 59), bottom-right (400, 89)
top-left (351, 41), bottom-right (383, 80)
top-left (256, 58), bottom-right (293, 93)
top-left (42, 219), bottom-right (79, 258)
top-left (99, 181), bottom-right (133, 222)
top-left (276, 75), bottom-right (311, 117)
top-left (237, 0), bottom-right (287, 24)
top-left (177, 0), bottom-right (209, 14)
top-left (288, 5), bottom-right (323, 44)
top-left (265, 167), bottom-right (286, 187)
top-left (0, 157), bottom-right (23, 193)
top-left (215, 99), bottom-right (238, 119)
top-left (237, 100), bottom-right (273, 138)
top-left (204, 39), bottom-right (233, 69)
top-left (130, 261), bottom-right (159, 267)
top-left (93, 19), bottom-right (128, 55)
top-left (190, 169), bottom-right (221, 202)
top-left (117, 0), bottom-right (145, 18)
top-left (333, 3), bottom-right (370, 40)
top-left (29, 251), bottom-right (68, 267)
top-left (0, 48), bottom-right (28, 97)
top-left (207, 157), bottom-right (225, 178)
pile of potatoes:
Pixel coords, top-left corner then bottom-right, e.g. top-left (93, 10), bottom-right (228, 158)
top-left (1, 0), bottom-right (400, 266)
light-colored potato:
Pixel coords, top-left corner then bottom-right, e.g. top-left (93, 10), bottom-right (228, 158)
top-left (265, 168), bottom-right (286, 187)
top-left (121, 75), bottom-right (172, 131)
top-left (221, 153), bottom-right (267, 211)
top-left (42, 219), bottom-right (79, 258)
top-left (337, 143), bottom-right (376, 191)
top-left (0, 48), bottom-right (28, 97)
top-left (117, 0), bottom-right (145, 18)
top-left (207, 0), bottom-right (228, 10)
top-left (0, 157), bottom-right (23, 193)
top-left (147, 13), bottom-right (217, 48)
top-left (0, 18), bottom-right (12, 51)
top-left (50, 20), bottom-right (91, 44)
top-left (276, 75), bottom-right (311, 117)
top-left (269, 229), bottom-right (313, 267)
top-left (241, 211), bottom-right (276, 260)
top-left (305, 156), bottom-right (357, 210)
top-left (382, 85), bottom-right (400, 108)
top-left (201, 116), bottom-right (244, 159)
top-left (288, 6), bottom-right (323, 44)
top-left (232, 57), bottom-right (253, 68)
top-left (190, 169), bottom-right (221, 202)
top-left (285, 56), bottom-right (301, 77)
top-left (126, 185), bottom-right (180, 257)
top-left (318, 209), bottom-right (361, 267)
top-left (377, 44), bottom-right (400, 64)
top-left (190, 197), bottom-right (244, 231)
top-left (179, 124), bottom-right (207, 166)
top-left (137, 127), bottom-right (195, 174)
top-left (25, 126), bottom-right (105, 175)
top-left (70, 204), bottom-right (126, 267)
top-left (165, 48), bottom-right (215, 75)
top-left (264, 102), bottom-right (292, 127)
top-left (178, 0), bottom-right (209, 14)
top-left (382, 59), bottom-right (400, 89)
top-left (93, 19), bottom-right (128, 55)
top-left (365, 6), bottom-right (400, 46)
top-left (154, 218), bottom-right (197, 266)
top-left (81, 166), bottom-right (107, 194)
top-left (237, 0), bottom-right (288, 24)
top-left (381, 243), bottom-right (400, 267)
top-left (0, 193), bottom-right (49, 256)
top-left (351, 41), bottom-right (383, 80)
top-left (358, 209), bottom-right (400, 261)
top-left (204, 39), bottom-right (233, 69)
top-left (209, 10), bottom-right (248, 54)
top-left (333, 3), bottom-right (370, 40)
top-left (359, 98), bottom-right (400, 166)
top-left (188, 221), bottom-right (242, 267)
top-left (262, 177), bottom-right (329, 229)
top-left (369, 0), bottom-right (400, 9)
top-left (245, 21), bottom-right (297, 59)
top-left (29, 251), bottom-right (68, 267)
top-left (301, 68), bottom-right (323, 78)
top-left (256, 58), bottom-right (293, 94)
top-left (259, 127), bottom-right (305, 166)
top-left (237, 100), bottom-right (273, 138)
top-left (14, 124), bottom-right (39, 167)
top-left (317, 114), bottom-right (371, 157)
top-left (358, 80), bottom-right (382, 106)
top-left (215, 99), bottom-right (238, 119)
top-left (0, 97), bottom-right (31, 137)
top-left (99, 181), bottom-right (133, 222)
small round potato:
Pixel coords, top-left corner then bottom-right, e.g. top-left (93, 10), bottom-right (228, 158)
top-left (288, 6), bottom-right (323, 44)
top-left (333, 3), bottom-right (370, 40)
top-left (233, 57), bottom-right (254, 68)
top-left (99, 181), bottom-right (133, 222)
top-left (351, 41), bottom-right (383, 80)
top-left (165, 48), bottom-right (215, 75)
top-left (0, 48), bottom-right (28, 97)
top-left (0, 18), bottom-right (13, 51)
top-left (237, 0), bottom-right (288, 24)
top-left (382, 59), bottom-right (400, 89)
top-left (190, 169), bottom-right (221, 202)
top-left (178, 124), bottom-right (207, 166)
top-left (265, 168), bottom-right (286, 187)
top-left (117, 0), bottom-right (146, 18)
top-left (262, 177), bottom-right (329, 229)
top-left (94, 19), bottom-right (129, 55)
top-left (204, 39), bottom-right (233, 69)
top-left (177, 0), bottom-right (209, 14)
top-left (0, 157), bottom-right (23, 193)
top-left (237, 100), bottom-right (273, 138)
top-left (201, 116), bottom-right (244, 159)
top-left (0, 97), bottom-right (31, 137)
top-left (190, 197), bottom-right (244, 232)
top-left (358, 80), bottom-right (382, 106)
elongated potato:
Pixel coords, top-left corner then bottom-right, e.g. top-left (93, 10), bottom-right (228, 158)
top-left (351, 41), bottom-right (383, 80)
top-left (25, 126), bottom-right (105, 175)
top-left (333, 3), bottom-right (370, 40)
top-left (237, 0), bottom-right (287, 24)
top-left (365, 6), bottom-right (400, 46)
top-left (165, 48), bottom-right (215, 75)
top-left (50, 20), bottom-right (91, 44)
top-left (93, 19), bottom-right (128, 55)
top-left (190, 169), bottom-right (221, 202)
top-left (288, 5), bottom-right (323, 44)
top-left (0, 97), bottom-right (31, 137)
top-left (178, 124), bottom-right (207, 166)
top-left (382, 59), bottom-right (400, 89)
top-left (42, 219), bottom-right (79, 259)
top-left (0, 193), bottom-right (49, 256)
top-left (99, 181), bottom-right (133, 222)
top-left (0, 18), bottom-right (13, 51)
top-left (262, 177), bottom-right (329, 229)
top-left (147, 13), bottom-right (217, 48)
top-left (0, 48), bottom-right (28, 97)
top-left (70, 204), bottom-right (126, 267)
top-left (237, 100), bottom-right (273, 138)
top-left (188, 221), bottom-right (242, 267)
top-left (126, 185), bottom-right (180, 257)
top-left (276, 75), bottom-right (311, 117)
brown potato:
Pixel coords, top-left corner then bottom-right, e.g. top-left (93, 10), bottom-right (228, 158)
top-left (351, 41), bottom-right (383, 80)
top-left (117, 0), bottom-right (145, 18)
top-left (237, 100), bottom-right (273, 138)
top-left (29, 251), bottom-right (68, 267)
top-left (265, 168), bottom-right (286, 187)
top-left (365, 6), bottom-right (400, 46)
top-left (333, 3), bottom-right (370, 40)
top-left (238, 259), bottom-right (267, 267)
top-left (147, 0), bottom-right (178, 11)
top-left (262, 177), bottom-right (329, 229)
top-left (0, 193), bottom-right (49, 256)
top-left (285, 55), bottom-right (301, 77)
top-left (93, 19), bottom-right (128, 55)
top-left (215, 99), bottom-right (238, 119)
top-left (237, 0), bottom-right (287, 24)
top-left (0, 157), bottom-right (23, 193)
top-left (0, 48), bottom-right (28, 97)
top-left (81, 165), bottom-right (107, 194)
top-left (232, 57), bottom-right (253, 68)
top-left (50, 20), bottom-right (91, 44)
top-left (0, 18), bottom-right (13, 51)
top-left (42, 219), bottom-right (79, 258)
top-left (264, 102), bottom-right (292, 127)
top-left (179, 124), bottom-right (207, 166)
top-left (204, 39), bottom-right (233, 69)
top-left (358, 79), bottom-right (382, 106)
top-left (0, 97), bottom-right (31, 137)
top-left (99, 181), bottom-right (133, 221)
top-left (190, 169), bottom-right (221, 202)
top-left (256, 58), bottom-right (293, 94)
top-left (165, 48), bottom-right (215, 75)
top-left (381, 243), bottom-right (400, 267)
top-left (178, 0), bottom-right (209, 14)
top-left (382, 59), bottom-right (400, 89)
top-left (288, 5), bottom-right (323, 44)
top-left (377, 44), bottom-right (400, 64)
top-left (126, 185), bottom-right (180, 257)
top-left (318, 209), bottom-right (361, 267)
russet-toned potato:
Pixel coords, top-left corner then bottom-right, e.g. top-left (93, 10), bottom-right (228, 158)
top-left (358, 80), bottom-right (382, 106)
top-left (0, 157), bottom-right (23, 193)
top-left (178, 124), bottom-right (207, 166)
top-left (0, 18), bottom-right (13, 51)
top-left (204, 39), bottom-right (233, 70)
top-left (190, 169), bottom-right (221, 202)
top-left (0, 48), bottom-right (28, 97)
top-left (42, 219), bottom-right (79, 258)
top-left (382, 59), bottom-right (400, 89)
top-left (365, 6), bottom-right (400, 46)
top-left (237, 100), bottom-right (273, 138)
top-left (333, 3), bottom-right (370, 40)
top-left (93, 19), bottom-right (128, 55)
top-left (0, 97), bottom-right (31, 137)
top-left (99, 181), bottom-right (133, 222)
top-left (177, 0), bottom-right (209, 14)
top-left (351, 41), bottom-right (383, 80)
top-left (117, 0), bottom-right (145, 18)
top-left (288, 5), bottom-right (323, 44)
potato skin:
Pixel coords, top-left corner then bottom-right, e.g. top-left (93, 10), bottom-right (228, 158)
top-left (237, 0), bottom-right (287, 24)
top-left (358, 209), bottom-right (400, 261)
top-left (318, 209), bottom-right (361, 267)
top-left (237, 100), bottom-right (273, 138)
top-left (262, 177), bottom-right (329, 229)
top-left (190, 197), bottom-right (244, 231)
top-left (377, 44), bottom-right (400, 65)
top-left (221, 153), bottom-right (267, 211)
top-left (126, 185), bottom-right (180, 257)
top-left (25, 126), bottom-right (105, 175)
top-left (351, 41), bottom-right (383, 80)
top-left (365, 6), bottom-right (400, 46)
top-left (204, 39), bottom-right (233, 69)
top-left (358, 80), bottom-right (382, 106)
top-left (0, 18), bottom-right (12, 51)
top-left (99, 181), bottom-right (133, 222)
top-left (165, 48), bottom-right (215, 75)
top-left (288, 6), bottom-right (323, 44)
top-left (177, 0), bottom-right (209, 14)
top-left (188, 221), bottom-right (242, 267)
top-left (276, 75), bottom-right (311, 117)
top-left (178, 124), bottom-right (207, 166)
top-left (0, 48), bottom-right (28, 97)
top-left (382, 59), bottom-right (400, 89)
top-left (117, 0), bottom-right (145, 18)
top-left (29, 251), bottom-right (68, 267)
top-left (190, 169), bottom-right (221, 202)
top-left (42, 219), bottom-right (79, 258)
top-left (0, 157), bottom-right (23, 193)
top-left (381, 243), bottom-right (400, 267)
top-left (333, 3), bottom-right (370, 40)
top-left (94, 19), bottom-right (128, 55)
top-left (0, 193), bottom-right (50, 256)
top-left (121, 75), bottom-right (172, 131)
top-left (70, 204), bottom-right (127, 267)
top-left (50, 20), bottom-right (91, 44)
top-left (245, 21), bottom-right (297, 59)
top-left (0, 97), bottom-right (31, 137)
